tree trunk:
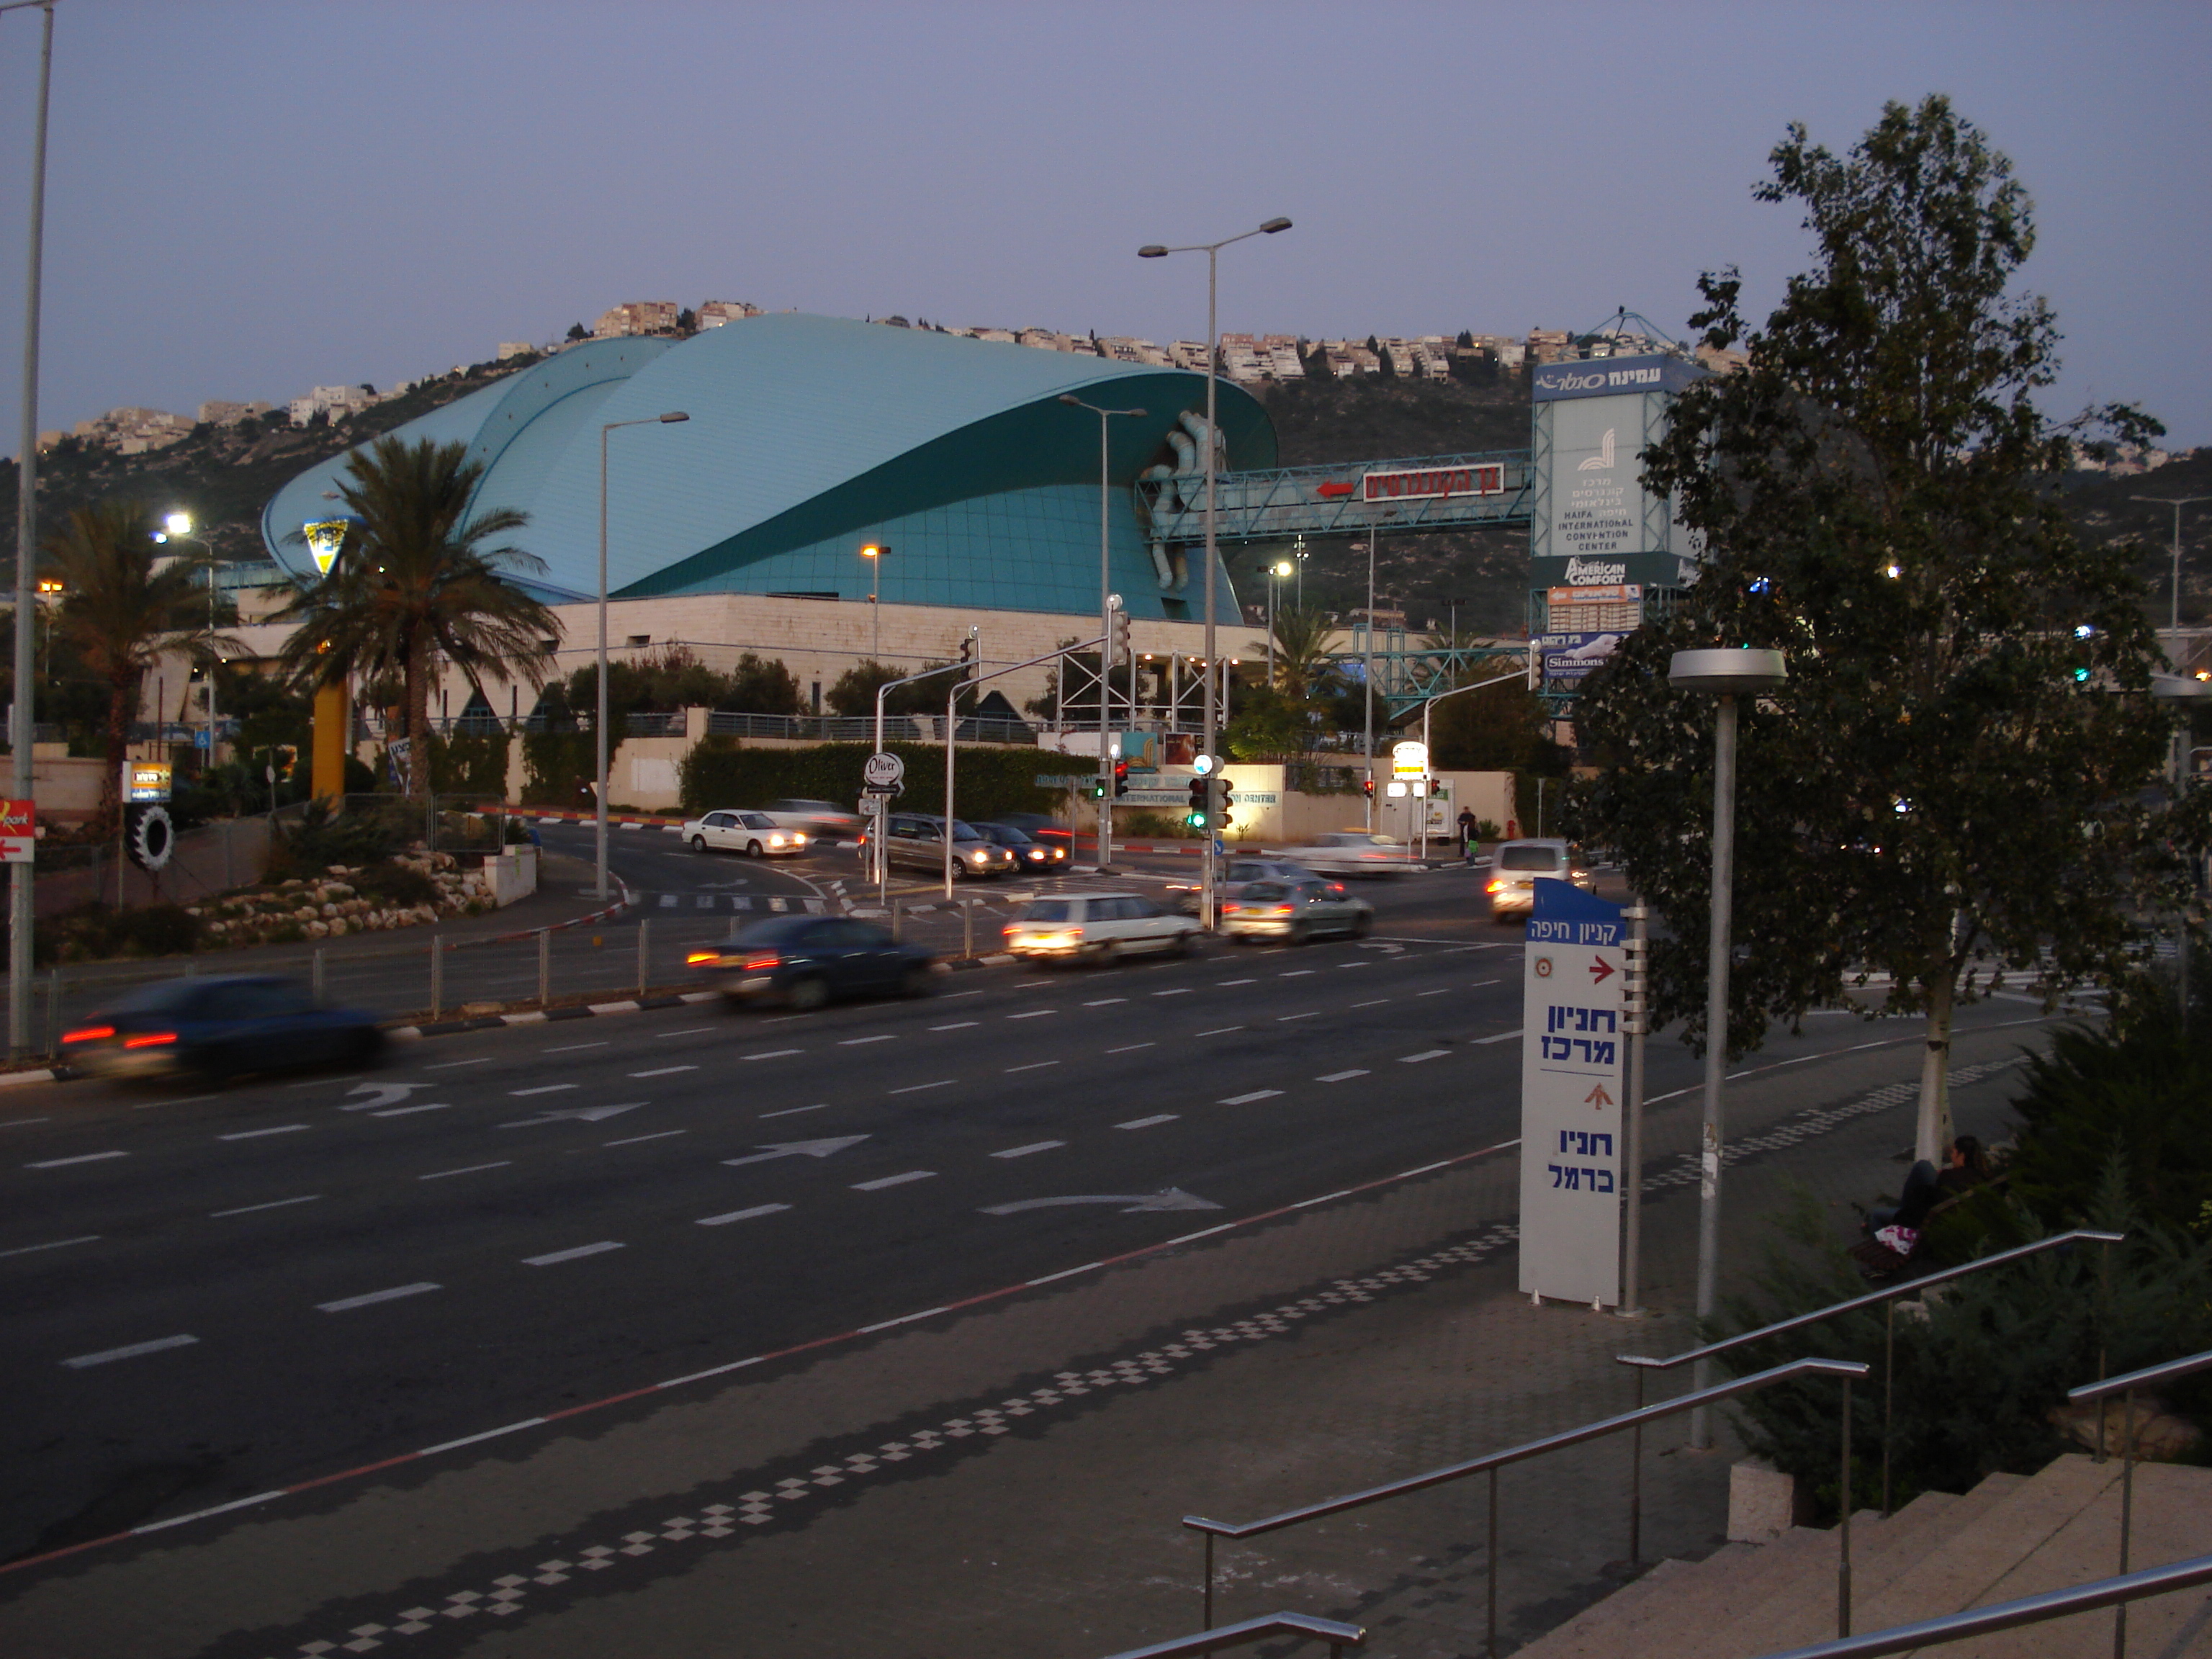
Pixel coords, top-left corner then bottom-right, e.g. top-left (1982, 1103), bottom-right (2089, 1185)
top-left (1916, 973), bottom-right (1955, 1165)
top-left (97, 675), bottom-right (132, 840)
top-left (405, 634), bottom-right (432, 802)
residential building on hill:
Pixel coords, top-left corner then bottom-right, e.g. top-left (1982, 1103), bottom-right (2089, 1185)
top-left (593, 300), bottom-right (681, 338)
top-left (696, 300), bottom-right (761, 328)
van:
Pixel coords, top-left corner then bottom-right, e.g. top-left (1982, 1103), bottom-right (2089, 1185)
top-left (1484, 837), bottom-right (1593, 921)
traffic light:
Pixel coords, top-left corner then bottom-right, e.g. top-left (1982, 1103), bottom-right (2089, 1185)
top-left (1216, 774), bottom-right (1235, 827)
top-left (1108, 606), bottom-right (1131, 664)
top-left (1113, 760), bottom-right (1130, 799)
top-left (1087, 778), bottom-right (1107, 800)
top-left (1186, 774), bottom-right (1209, 830)
top-left (958, 632), bottom-right (976, 680)
top-left (1362, 777), bottom-right (1375, 799)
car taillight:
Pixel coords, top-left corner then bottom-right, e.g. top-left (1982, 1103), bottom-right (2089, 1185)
top-left (122, 1031), bottom-right (178, 1049)
top-left (1269, 904), bottom-right (1294, 916)
top-left (686, 950), bottom-right (721, 966)
top-left (742, 953), bottom-right (782, 972)
top-left (61, 1025), bottom-right (114, 1045)
top-left (1221, 903), bottom-right (1241, 914)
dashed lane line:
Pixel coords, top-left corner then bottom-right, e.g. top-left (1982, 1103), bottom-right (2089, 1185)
top-left (888, 1080), bottom-right (956, 1096)
top-left (543, 1041), bottom-right (608, 1053)
top-left (1278, 970), bottom-right (1316, 978)
top-left (426, 1057), bottom-right (495, 1069)
top-left (1115, 1114), bottom-right (1178, 1130)
top-left (1350, 999), bottom-right (1388, 1009)
top-left (1005, 1061), bottom-right (1060, 1074)
top-left (991, 1141), bottom-right (1065, 1159)
top-left (742, 1049), bottom-right (805, 1061)
top-left (209, 1195), bottom-right (323, 1217)
top-left (758, 1104), bottom-right (827, 1119)
top-left (373, 1103), bottom-right (451, 1118)
top-left (1153, 988), bottom-right (1193, 997)
top-left (1107, 1041), bottom-right (1155, 1053)
top-left (61, 1334), bottom-right (197, 1369)
top-left (1277, 1012), bottom-right (1318, 1022)
top-left (1398, 1050), bottom-right (1449, 1064)
top-left (26, 1150), bottom-right (126, 1169)
top-left (419, 1162), bottom-right (511, 1181)
top-left (929, 1022), bottom-right (978, 1032)
top-left (606, 1130), bottom-right (687, 1147)
top-left (1220, 1089), bottom-right (1283, 1105)
top-left (218, 1123), bottom-right (310, 1141)
top-left (1318, 1069), bottom-right (1370, 1082)
top-left (1083, 998), bottom-right (1127, 1007)
top-left (523, 1241), bottom-right (626, 1267)
top-left (630, 1066), bottom-right (701, 1076)
top-left (1217, 978), bottom-right (1254, 986)
top-left (837, 1036), bottom-right (894, 1047)
top-left (852, 1170), bottom-right (935, 1191)
top-left (1006, 1010), bottom-right (1057, 1020)
top-left (318, 1282), bottom-right (440, 1314)
top-left (1416, 988), bottom-right (1453, 997)
top-left (1472, 1029), bottom-right (1522, 1044)
top-left (510, 1084), bottom-right (576, 1097)
top-left (1195, 1026), bottom-right (1244, 1037)
top-left (697, 1203), bottom-right (790, 1226)
top-left (0, 1234), bottom-right (99, 1259)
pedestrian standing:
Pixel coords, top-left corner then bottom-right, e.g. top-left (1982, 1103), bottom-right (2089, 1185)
top-left (1456, 806), bottom-right (1478, 866)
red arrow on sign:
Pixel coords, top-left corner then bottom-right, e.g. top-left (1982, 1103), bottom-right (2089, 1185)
top-left (1315, 480), bottom-right (1355, 499)
top-left (1586, 1084), bottom-right (1614, 1107)
top-left (1589, 956), bottom-right (1616, 984)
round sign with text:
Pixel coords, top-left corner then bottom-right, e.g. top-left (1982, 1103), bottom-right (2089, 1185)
top-left (863, 752), bottom-right (905, 789)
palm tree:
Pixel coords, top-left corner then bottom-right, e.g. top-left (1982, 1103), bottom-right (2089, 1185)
top-left (43, 500), bottom-right (230, 835)
top-left (275, 436), bottom-right (557, 801)
top-left (1249, 603), bottom-right (1345, 702)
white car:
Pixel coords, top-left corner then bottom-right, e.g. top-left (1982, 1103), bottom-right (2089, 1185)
top-left (1264, 831), bottom-right (1420, 877)
top-left (684, 809), bottom-right (809, 858)
top-left (1003, 893), bottom-right (1201, 965)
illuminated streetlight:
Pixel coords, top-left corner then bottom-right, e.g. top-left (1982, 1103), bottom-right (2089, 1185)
top-left (860, 543), bottom-right (889, 661)
top-left (1058, 394), bottom-right (1148, 871)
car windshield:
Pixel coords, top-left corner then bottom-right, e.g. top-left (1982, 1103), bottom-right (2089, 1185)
top-left (981, 824), bottom-right (1033, 845)
top-left (1019, 900), bottom-right (1074, 922)
top-left (724, 916), bottom-right (822, 947)
top-left (103, 979), bottom-right (222, 1016)
top-left (1499, 846), bottom-right (1564, 871)
top-left (948, 822), bottom-right (986, 842)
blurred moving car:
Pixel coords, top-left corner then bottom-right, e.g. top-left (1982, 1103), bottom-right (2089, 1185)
top-left (62, 974), bottom-right (385, 1080)
top-left (683, 809), bottom-right (809, 857)
top-left (1218, 878), bottom-right (1375, 943)
top-left (688, 914), bottom-right (935, 1009)
top-left (763, 799), bottom-right (862, 840)
top-left (1167, 855), bottom-right (1328, 915)
top-left (1484, 837), bottom-right (1596, 921)
top-left (856, 813), bottom-right (1018, 880)
top-left (982, 811), bottom-right (1074, 852)
top-left (1264, 831), bottom-right (1419, 877)
top-left (970, 820), bottom-right (1069, 870)
top-left (1003, 893), bottom-right (1200, 964)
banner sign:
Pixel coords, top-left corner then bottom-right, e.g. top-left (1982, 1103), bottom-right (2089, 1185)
top-left (1531, 352), bottom-right (1704, 403)
top-left (125, 761), bottom-right (172, 804)
top-left (1538, 631), bottom-right (1627, 681)
top-left (1362, 462), bottom-right (1504, 503)
top-left (1532, 553), bottom-right (1697, 592)
top-left (0, 799), bottom-right (33, 863)
top-left (1519, 881), bottom-right (1625, 1306)
top-left (1546, 583), bottom-right (1642, 607)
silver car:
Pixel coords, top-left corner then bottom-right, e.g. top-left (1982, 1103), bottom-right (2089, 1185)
top-left (1218, 878), bottom-right (1375, 944)
top-left (1484, 837), bottom-right (1596, 921)
top-left (1167, 856), bottom-right (1325, 915)
top-left (1265, 831), bottom-right (1419, 877)
top-left (859, 812), bottom-right (1017, 880)
top-left (1003, 893), bottom-right (1201, 964)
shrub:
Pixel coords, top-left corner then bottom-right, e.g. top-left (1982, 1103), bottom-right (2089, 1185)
top-left (523, 732), bottom-right (595, 806)
top-left (35, 901), bottom-right (204, 966)
top-left (428, 732), bottom-right (511, 800)
top-left (266, 800), bottom-right (397, 878)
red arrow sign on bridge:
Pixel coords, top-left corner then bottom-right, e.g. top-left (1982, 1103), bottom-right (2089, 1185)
top-left (1315, 480), bottom-right (1356, 499)
top-left (1589, 956), bottom-right (1616, 984)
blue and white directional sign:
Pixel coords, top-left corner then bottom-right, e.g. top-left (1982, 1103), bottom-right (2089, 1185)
top-left (1519, 880), bottom-right (1626, 1306)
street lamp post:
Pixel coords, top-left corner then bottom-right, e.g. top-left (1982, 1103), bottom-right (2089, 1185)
top-left (1265, 559), bottom-right (1292, 686)
top-left (2134, 495), bottom-right (2210, 662)
top-left (159, 513), bottom-right (218, 773)
top-left (596, 410), bottom-right (690, 900)
top-left (1364, 521), bottom-right (1378, 830)
top-left (1140, 216), bottom-right (1290, 927)
top-left (1058, 395), bottom-right (1148, 873)
top-left (6, 0), bottom-right (57, 1061)
top-left (1668, 647), bottom-right (1789, 1448)
top-left (860, 543), bottom-right (888, 662)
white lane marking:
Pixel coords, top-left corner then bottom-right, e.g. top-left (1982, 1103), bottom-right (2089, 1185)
top-left (1006, 1010), bottom-right (1057, 1020)
top-left (419, 1161), bottom-right (511, 1180)
top-left (1472, 1028), bottom-right (1522, 1044)
top-left (1195, 1026), bottom-right (1244, 1037)
top-left (838, 1035), bottom-right (894, 1047)
top-left (418, 1419), bottom-right (545, 1455)
top-left (759, 1103), bottom-right (828, 1119)
top-left (3, 1115), bottom-right (53, 1125)
top-left (1217, 978), bottom-right (1255, 986)
top-left (427, 1057), bottom-right (495, 1069)
top-left (1337, 962), bottom-right (1370, 969)
top-left (218, 1123), bottom-right (309, 1141)
top-left (1276, 1012), bottom-right (1318, 1022)
top-left (1220, 1089), bottom-right (1282, 1105)
top-left (0, 1233), bottom-right (100, 1259)
top-left (742, 1048), bottom-right (804, 1061)
top-left (1107, 1041), bottom-right (1155, 1053)
top-left (62, 1334), bottom-right (198, 1368)
top-left (27, 1150), bottom-right (126, 1169)
top-left (209, 1194), bottom-right (323, 1217)
top-left (292, 1074), bottom-right (366, 1089)
top-left (1417, 988), bottom-right (1452, 998)
top-left (318, 1282), bottom-right (440, 1313)
top-left (1153, 988), bottom-right (1192, 997)
top-left (1083, 998), bottom-right (1127, 1007)
top-left (930, 1022), bottom-right (979, 1032)
top-left (132, 1094), bottom-right (217, 1110)
top-left (853, 1170), bottom-right (935, 1190)
top-left (544, 1041), bottom-right (608, 1053)
top-left (1278, 969), bottom-right (1316, 978)
top-left (992, 1140), bottom-right (1065, 1159)
top-left (1318, 1069), bottom-right (1370, 1082)
top-left (509, 1084), bottom-right (576, 1097)
top-left (523, 1241), bottom-right (625, 1267)
top-left (697, 1202), bottom-right (791, 1226)
top-left (605, 1130), bottom-right (686, 1146)
top-left (663, 1027), bottom-right (716, 1036)
top-left (629, 1065), bottom-right (699, 1076)
top-left (1351, 999), bottom-right (1389, 1009)
top-left (373, 1102), bottom-right (452, 1118)
top-left (1470, 979), bottom-right (1501, 987)
top-left (1399, 1049), bottom-right (1449, 1064)
top-left (889, 1079), bottom-right (956, 1095)
top-left (1116, 1114), bottom-right (1179, 1130)
top-left (1005, 1061), bottom-right (1059, 1074)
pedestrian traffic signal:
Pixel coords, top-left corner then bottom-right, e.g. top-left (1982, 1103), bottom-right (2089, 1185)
top-left (1362, 778), bottom-right (1375, 799)
top-left (1113, 760), bottom-right (1130, 799)
top-left (1217, 775), bottom-right (1235, 827)
top-left (1087, 778), bottom-right (1107, 800)
top-left (1186, 774), bottom-right (1209, 830)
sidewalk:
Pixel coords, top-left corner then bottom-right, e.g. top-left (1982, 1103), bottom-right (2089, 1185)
top-left (0, 1016), bottom-right (2049, 1658)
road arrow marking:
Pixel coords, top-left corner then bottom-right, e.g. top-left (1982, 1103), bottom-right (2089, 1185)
top-left (981, 1188), bottom-right (1222, 1216)
top-left (339, 1082), bottom-right (429, 1112)
top-left (499, 1103), bottom-right (647, 1128)
top-left (719, 1135), bottom-right (870, 1168)
top-left (1589, 956), bottom-right (1617, 984)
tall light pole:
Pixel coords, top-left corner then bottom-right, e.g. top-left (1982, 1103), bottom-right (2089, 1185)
top-left (1265, 558), bottom-right (1292, 686)
top-left (6, 0), bottom-right (56, 1061)
top-left (157, 513), bottom-right (217, 773)
top-left (860, 543), bottom-right (888, 662)
top-left (1363, 521), bottom-right (1378, 830)
top-left (1139, 215), bottom-right (1291, 927)
top-left (2134, 495), bottom-right (2210, 662)
top-left (1668, 646), bottom-right (1789, 1447)
top-left (1058, 394), bottom-right (1146, 872)
top-left (596, 410), bottom-right (689, 899)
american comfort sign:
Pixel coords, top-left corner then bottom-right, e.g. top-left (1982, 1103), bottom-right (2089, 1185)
top-left (1519, 880), bottom-right (1626, 1306)
top-left (1362, 462), bottom-right (1504, 503)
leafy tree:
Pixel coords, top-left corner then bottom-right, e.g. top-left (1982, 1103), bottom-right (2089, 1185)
top-left (1247, 603), bottom-right (1344, 702)
top-left (42, 500), bottom-right (230, 833)
top-left (274, 436), bottom-right (557, 802)
top-left (1573, 97), bottom-right (2195, 1161)
top-left (565, 322), bottom-right (589, 342)
top-left (675, 307), bottom-right (698, 334)
top-left (1427, 675), bottom-right (1560, 773)
top-left (827, 659), bottom-right (968, 719)
top-left (720, 652), bottom-right (804, 716)
top-left (1222, 682), bottom-right (1320, 760)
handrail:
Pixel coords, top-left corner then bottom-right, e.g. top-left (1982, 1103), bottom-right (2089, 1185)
top-left (1619, 1227), bottom-right (2125, 1516)
top-left (2066, 1346), bottom-right (2212, 1658)
top-left (1745, 1552), bottom-right (2212, 1659)
top-left (1094, 1611), bottom-right (1364, 1658)
top-left (1184, 1355), bottom-right (1868, 1655)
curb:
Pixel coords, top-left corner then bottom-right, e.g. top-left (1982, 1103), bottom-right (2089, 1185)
top-left (389, 989), bottom-right (720, 1040)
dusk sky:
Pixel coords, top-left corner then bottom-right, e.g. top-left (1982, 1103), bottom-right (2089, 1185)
top-left (2, 1), bottom-right (2207, 451)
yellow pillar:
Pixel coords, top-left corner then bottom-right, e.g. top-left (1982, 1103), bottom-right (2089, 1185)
top-left (312, 680), bottom-right (351, 804)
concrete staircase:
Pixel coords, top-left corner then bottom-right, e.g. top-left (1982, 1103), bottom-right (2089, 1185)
top-left (1518, 1455), bottom-right (2212, 1659)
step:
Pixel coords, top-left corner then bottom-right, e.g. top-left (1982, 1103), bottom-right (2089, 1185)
top-left (1509, 1555), bottom-right (1703, 1659)
top-left (1554, 1524), bottom-right (1848, 1659)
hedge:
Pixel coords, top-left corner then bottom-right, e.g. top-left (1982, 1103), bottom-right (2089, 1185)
top-left (523, 732), bottom-right (595, 806)
top-left (679, 740), bottom-right (1058, 822)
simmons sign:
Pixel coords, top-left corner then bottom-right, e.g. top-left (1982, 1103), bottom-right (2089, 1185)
top-left (1362, 462), bottom-right (1504, 503)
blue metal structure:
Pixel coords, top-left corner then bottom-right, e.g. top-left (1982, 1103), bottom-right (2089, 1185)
top-left (1138, 449), bottom-right (1533, 548)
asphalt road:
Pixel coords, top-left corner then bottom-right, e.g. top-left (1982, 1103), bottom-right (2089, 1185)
top-left (0, 842), bottom-right (2053, 1568)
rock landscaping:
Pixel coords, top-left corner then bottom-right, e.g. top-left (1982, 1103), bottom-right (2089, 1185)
top-left (189, 851), bottom-right (496, 947)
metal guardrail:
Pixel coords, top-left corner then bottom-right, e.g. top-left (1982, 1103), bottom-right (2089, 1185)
top-left (1183, 1356), bottom-right (1870, 1655)
top-left (1094, 1611), bottom-right (1364, 1659)
top-left (1619, 1228), bottom-right (2126, 1519)
top-left (1748, 1553), bottom-right (2212, 1659)
top-left (2067, 1346), bottom-right (2212, 1659)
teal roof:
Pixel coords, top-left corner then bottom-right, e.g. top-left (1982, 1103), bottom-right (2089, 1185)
top-left (261, 315), bottom-right (1277, 621)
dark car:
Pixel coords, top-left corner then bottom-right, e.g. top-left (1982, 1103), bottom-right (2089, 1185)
top-left (971, 820), bottom-right (1070, 870)
top-left (688, 914), bottom-right (936, 1010)
top-left (61, 974), bottom-right (386, 1082)
top-left (986, 811), bottom-right (1074, 851)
